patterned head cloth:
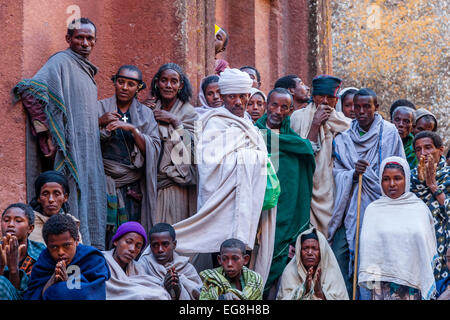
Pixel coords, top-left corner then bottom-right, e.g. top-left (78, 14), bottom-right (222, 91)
top-left (312, 75), bottom-right (342, 97)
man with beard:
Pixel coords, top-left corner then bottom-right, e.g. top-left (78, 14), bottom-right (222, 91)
top-left (274, 75), bottom-right (310, 114)
top-left (254, 88), bottom-right (315, 298)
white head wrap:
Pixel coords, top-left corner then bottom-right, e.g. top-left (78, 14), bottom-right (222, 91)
top-left (248, 87), bottom-right (267, 103)
top-left (218, 68), bottom-right (253, 95)
top-left (379, 156), bottom-right (410, 197)
top-left (335, 87), bottom-right (358, 113)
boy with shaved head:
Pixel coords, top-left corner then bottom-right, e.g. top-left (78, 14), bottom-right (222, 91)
top-left (199, 238), bottom-right (263, 300)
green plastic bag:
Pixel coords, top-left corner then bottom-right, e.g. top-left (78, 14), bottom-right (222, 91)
top-left (262, 154), bottom-right (281, 211)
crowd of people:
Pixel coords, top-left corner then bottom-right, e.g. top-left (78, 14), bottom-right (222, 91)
top-left (1, 18), bottom-right (448, 301)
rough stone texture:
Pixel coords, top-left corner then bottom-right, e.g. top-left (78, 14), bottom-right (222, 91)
top-left (331, 0), bottom-right (449, 147)
top-left (0, 2), bottom-right (27, 209)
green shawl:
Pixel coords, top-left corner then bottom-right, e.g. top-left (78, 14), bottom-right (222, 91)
top-left (199, 266), bottom-right (263, 300)
top-left (404, 133), bottom-right (418, 169)
top-left (255, 114), bottom-right (315, 293)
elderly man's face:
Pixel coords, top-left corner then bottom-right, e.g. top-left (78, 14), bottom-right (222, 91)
top-left (313, 94), bottom-right (338, 109)
top-left (414, 137), bottom-right (444, 166)
top-left (221, 93), bottom-right (250, 118)
top-left (65, 23), bottom-right (96, 59)
top-left (266, 92), bottom-right (292, 129)
top-left (300, 239), bottom-right (321, 270)
top-left (393, 109), bottom-right (414, 139)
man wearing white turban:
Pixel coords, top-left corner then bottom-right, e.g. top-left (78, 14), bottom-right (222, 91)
top-left (173, 69), bottom-right (276, 285)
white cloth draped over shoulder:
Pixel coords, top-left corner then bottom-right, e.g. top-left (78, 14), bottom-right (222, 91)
top-left (328, 114), bottom-right (406, 258)
top-left (102, 249), bottom-right (171, 300)
top-left (277, 227), bottom-right (349, 300)
top-left (358, 156), bottom-right (438, 300)
top-left (173, 107), bottom-right (275, 283)
top-left (290, 102), bottom-right (351, 238)
top-left (138, 247), bottom-right (203, 300)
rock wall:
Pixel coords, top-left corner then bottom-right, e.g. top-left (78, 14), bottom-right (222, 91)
top-left (331, 0), bottom-right (449, 147)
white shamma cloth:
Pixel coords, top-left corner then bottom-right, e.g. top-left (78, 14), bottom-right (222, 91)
top-left (358, 156), bottom-right (438, 300)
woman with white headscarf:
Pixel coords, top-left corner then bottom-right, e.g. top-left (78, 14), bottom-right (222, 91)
top-left (358, 156), bottom-right (438, 300)
top-left (196, 75), bottom-right (223, 115)
top-left (335, 87), bottom-right (358, 119)
top-left (246, 88), bottom-right (267, 123)
top-left (276, 227), bottom-right (349, 300)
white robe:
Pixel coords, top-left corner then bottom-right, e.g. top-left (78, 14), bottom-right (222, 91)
top-left (358, 156), bottom-right (438, 300)
top-left (173, 107), bottom-right (276, 284)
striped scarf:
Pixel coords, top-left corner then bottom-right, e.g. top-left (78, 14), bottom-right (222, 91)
top-left (199, 266), bottom-right (263, 300)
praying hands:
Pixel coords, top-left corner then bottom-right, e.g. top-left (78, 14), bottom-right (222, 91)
top-left (164, 266), bottom-right (181, 300)
top-left (0, 235), bottom-right (27, 290)
top-left (304, 267), bottom-right (326, 300)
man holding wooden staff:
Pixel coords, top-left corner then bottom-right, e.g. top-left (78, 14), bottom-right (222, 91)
top-left (327, 88), bottom-right (406, 299)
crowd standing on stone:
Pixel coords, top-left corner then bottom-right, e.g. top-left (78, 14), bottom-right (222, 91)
top-left (1, 18), bottom-right (448, 301)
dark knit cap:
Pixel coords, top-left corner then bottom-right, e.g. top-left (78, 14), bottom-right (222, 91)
top-left (312, 75), bottom-right (342, 97)
top-left (301, 231), bottom-right (319, 243)
top-left (35, 171), bottom-right (69, 196)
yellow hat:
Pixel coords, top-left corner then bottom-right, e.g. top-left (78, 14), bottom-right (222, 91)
top-left (215, 24), bottom-right (222, 36)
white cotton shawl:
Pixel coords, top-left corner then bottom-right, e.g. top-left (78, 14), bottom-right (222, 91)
top-left (196, 76), bottom-right (222, 115)
top-left (358, 156), bottom-right (438, 300)
top-left (335, 87), bottom-right (358, 114)
top-left (277, 227), bottom-right (349, 300)
top-left (102, 249), bottom-right (171, 300)
top-left (138, 248), bottom-right (203, 300)
top-left (173, 106), bottom-right (268, 253)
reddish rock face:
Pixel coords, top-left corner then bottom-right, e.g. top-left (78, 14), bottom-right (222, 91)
top-left (0, 1), bottom-right (27, 209)
top-left (215, 0), bottom-right (328, 95)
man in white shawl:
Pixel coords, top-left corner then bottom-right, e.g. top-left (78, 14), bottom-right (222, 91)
top-left (103, 222), bottom-right (171, 300)
top-left (290, 75), bottom-right (351, 238)
top-left (138, 223), bottom-right (203, 300)
top-left (328, 88), bottom-right (406, 298)
top-left (173, 68), bottom-right (276, 284)
top-left (359, 156), bottom-right (437, 300)
top-left (277, 227), bottom-right (349, 300)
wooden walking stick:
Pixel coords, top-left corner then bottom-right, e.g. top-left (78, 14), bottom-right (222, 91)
top-left (352, 173), bottom-right (363, 300)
